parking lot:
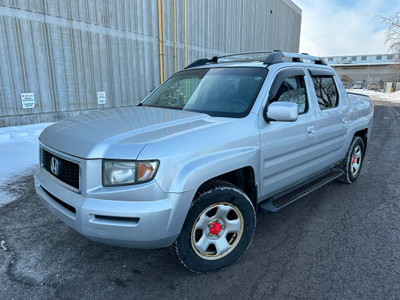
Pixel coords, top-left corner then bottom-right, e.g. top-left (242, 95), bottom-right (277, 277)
top-left (1, 99), bottom-right (400, 299)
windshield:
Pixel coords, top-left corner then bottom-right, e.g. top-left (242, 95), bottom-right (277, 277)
top-left (142, 67), bottom-right (267, 118)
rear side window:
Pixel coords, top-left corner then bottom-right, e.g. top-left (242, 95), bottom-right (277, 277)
top-left (311, 76), bottom-right (339, 110)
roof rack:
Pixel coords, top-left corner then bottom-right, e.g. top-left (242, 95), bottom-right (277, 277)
top-left (216, 50), bottom-right (276, 59)
top-left (185, 50), bottom-right (326, 69)
top-left (263, 52), bottom-right (327, 65)
top-left (185, 51), bottom-right (276, 69)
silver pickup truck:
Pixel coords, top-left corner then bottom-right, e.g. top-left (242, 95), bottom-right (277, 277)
top-left (34, 52), bottom-right (373, 273)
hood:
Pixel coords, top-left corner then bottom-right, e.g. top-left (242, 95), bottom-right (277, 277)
top-left (39, 107), bottom-right (212, 159)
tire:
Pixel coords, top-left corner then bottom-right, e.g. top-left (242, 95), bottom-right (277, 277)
top-left (337, 136), bottom-right (365, 183)
top-left (173, 180), bottom-right (256, 273)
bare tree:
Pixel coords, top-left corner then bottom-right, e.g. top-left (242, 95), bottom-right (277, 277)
top-left (381, 13), bottom-right (400, 54)
top-left (381, 13), bottom-right (400, 82)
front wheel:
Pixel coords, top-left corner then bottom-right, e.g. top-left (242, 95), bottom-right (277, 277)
top-left (337, 136), bottom-right (365, 183)
top-left (173, 180), bottom-right (256, 273)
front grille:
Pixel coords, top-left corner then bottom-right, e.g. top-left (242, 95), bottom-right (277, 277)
top-left (42, 149), bottom-right (80, 190)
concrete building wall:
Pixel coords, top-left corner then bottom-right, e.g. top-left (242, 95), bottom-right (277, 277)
top-left (324, 54), bottom-right (399, 65)
top-left (0, 0), bottom-right (301, 127)
top-left (323, 53), bottom-right (400, 89)
top-left (335, 65), bottom-right (400, 86)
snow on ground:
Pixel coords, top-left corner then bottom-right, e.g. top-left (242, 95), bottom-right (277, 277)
top-left (347, 89), bottom-right (400, 101)
top-left (0, 123), bottom-right (53, 207)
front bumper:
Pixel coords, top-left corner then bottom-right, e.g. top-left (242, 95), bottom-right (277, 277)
top-left (34, 167), bottom-right (194, 249)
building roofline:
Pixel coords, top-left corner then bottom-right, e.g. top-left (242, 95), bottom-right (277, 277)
top-left (330, 62), bottom-right (400, 67)
top-left (323, 53), bottom-right (398, 58)
top-left (282, 0), bottom-right (302, 15)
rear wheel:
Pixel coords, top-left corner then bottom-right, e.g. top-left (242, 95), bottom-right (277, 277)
top-left (173, 180), bottom-right (256, 273)
top-left (337, 136), bottom-right (365, 183)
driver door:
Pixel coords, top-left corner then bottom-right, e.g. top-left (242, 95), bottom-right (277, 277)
top-left (259, 68), bottom-right (319, 199)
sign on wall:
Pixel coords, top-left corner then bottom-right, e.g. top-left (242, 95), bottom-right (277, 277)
top-left (97, 91), bottom-right (106, 105)
top-left (21, 93), bottom-right (35, 109)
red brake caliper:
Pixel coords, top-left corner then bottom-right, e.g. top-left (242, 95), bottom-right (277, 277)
top-left (209, 222), bottom-right (222, 235)
top-left (352, 156), bottom-right (356, 164)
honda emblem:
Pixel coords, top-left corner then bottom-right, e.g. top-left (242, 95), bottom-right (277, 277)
top-left (50, 157), bottom-right (59, 176)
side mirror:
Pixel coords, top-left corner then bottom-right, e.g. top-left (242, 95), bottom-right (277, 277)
top-left (264, 102), bottom-right (298, 122)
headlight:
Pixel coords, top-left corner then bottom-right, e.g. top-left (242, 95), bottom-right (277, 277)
top-left (102, 160), bottom-right (159, 187)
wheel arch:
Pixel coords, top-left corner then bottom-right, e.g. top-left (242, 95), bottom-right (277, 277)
top-left (166, 146), bottom-right (259, 195)
top-left (353, 127), bottom-right (368, 150)
top-left (194, 166), bottom-right (257, 210)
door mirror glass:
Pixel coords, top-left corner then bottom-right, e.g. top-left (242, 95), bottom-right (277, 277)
top-left (265, 102), bottom-right (298, 122)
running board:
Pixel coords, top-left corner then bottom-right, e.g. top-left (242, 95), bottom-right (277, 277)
top-left (259, 168), bottom-right (344, 213)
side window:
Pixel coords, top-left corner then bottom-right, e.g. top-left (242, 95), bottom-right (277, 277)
top-left (272, 76), bottom-right (308, 114)
top-left (311, 76), bottom-right (339, 110)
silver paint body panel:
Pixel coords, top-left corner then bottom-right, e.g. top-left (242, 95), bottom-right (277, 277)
top-left (34, 61), bottom-right (374, 248)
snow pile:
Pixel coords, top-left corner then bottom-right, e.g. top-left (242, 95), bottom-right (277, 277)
top-left (1, 240), bottom-right (7, 251)
top-left (346, 89), bottom-right (400, 101)
top-left (0, 123), bottom-right (53, 207)
top-left (388, 91), bottom-right (400, 100)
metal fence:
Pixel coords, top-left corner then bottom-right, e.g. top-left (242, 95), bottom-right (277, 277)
top-left (0, 0), bottom-right (301, 126)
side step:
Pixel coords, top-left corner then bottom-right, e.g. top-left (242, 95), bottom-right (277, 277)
top-left (259, 168), bottom-right (344, 213)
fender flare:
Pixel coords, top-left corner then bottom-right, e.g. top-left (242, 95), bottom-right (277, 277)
top-left (168, 146), bottom-right (259, 193)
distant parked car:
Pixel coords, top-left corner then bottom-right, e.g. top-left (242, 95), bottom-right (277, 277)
top-left (354, 81), bottom-right (363, 89)
top-left (367, 82), bottom-right (379, 90)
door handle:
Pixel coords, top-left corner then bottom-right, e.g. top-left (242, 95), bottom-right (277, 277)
top-left (307, 126), bottom-right (315, 134)
top-left (342, 117), bottom-right (348, 124)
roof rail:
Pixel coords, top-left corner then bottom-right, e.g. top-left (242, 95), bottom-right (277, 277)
top-left (216, 50), bottom-right (277, 60)
top-left (185, 51), bottom-right (277, 69)
top-left (184, 50), bottom-right (327, 69)
top-left (264, 52), bottom-right (327, 65)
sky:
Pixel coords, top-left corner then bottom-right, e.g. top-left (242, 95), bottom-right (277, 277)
top-left (291, 0), bottom-right (400, 56)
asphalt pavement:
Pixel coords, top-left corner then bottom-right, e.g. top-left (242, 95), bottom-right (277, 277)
top-left (1, 99), bottom-right (400, 299)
